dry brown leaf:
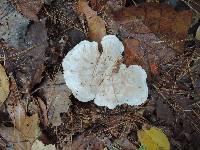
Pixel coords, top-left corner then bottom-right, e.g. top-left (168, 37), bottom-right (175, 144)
top-left (71, 135), bottom-right (105, 150)
top-left (112, 138), bottom-right (137, 150)
top-left (11, 0), bottom-right (44, 21)
top-left (40, 72), bottom-right (71, 126)
top-left (89, 0), bottom-right (108, 11)
top-left (120, 19), bottom-right (175, 78)
top-left (0, 114), bottom-right (40, 150)
top-left (19, 114), bottom-right (40, 141)
top-left (0, 64), bottom-right (9, 106)
top-left (89, 0), bottom-right (126, 11)
top-left (4, 20), bottom-right (48, 91)
top-left (77, 0), bottom-right (106, 43)
top-left (113, 3), bottom-right (192, 53)
top-left (5, 76), bottom-right (26, 130)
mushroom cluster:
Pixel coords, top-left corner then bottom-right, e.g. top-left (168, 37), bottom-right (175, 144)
top-left (62, 35), bottom-right (148, 109)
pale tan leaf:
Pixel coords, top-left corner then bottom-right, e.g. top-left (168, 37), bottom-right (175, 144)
top-left (0, 64), bottom-right (9, 106)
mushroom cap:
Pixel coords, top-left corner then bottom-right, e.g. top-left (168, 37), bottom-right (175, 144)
top-left (62, 35), bottom-right (148, 109)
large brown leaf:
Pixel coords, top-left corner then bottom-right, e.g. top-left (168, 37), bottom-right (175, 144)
top-left (113, 3), bottom-right (192, 53)
top-left (3, 20), bottom-right (48, 91)
top-left (120, 19), bottom-right (175, 77)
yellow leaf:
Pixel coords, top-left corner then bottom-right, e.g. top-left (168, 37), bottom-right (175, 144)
top-left (137, 127), bottom-right (170, 150)
top-left (0, 64), bottom-right (9, 106)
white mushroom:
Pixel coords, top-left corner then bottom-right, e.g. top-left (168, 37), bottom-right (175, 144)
top-left (62, 35), bottom-right (148, 109)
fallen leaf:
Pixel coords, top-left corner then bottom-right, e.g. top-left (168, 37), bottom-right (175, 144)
top-left (31, 140), bottom-right (56, 150)
top-left (71, 135), bottom-right (105, 150)
top-left (121, 20), bottom-right (175, 77)
top-left (113, 3), bottom-right (192, 53)
top-left (4, 19), bottom-right (48, 91)
top-left (0, 0), bottom-right (29, 49)
top-left (77, 0), bottom-right (106, 43)
top-left (6, 76), bottom-right (39, 147)
top-left (89, 0), bottom-right (108, 11)
top-left (0, 64), bottom-right (9, 106)
top-left (137, 126), bottom-right (170, 150)
top-left (196, 25), bottom-right (200, 40)
top-left (20, 114), bottom-right (40, 141)
top-left (5, 75), bottom-right (26, 130)
top-left (89, 0), bottom-right (126, 11)
top-left (5, 76), bottom-right (40, 140)
top-left (0, 114), bottom-right (40, 150)
top-left (112, 138), bottom-right (137, 150)
top-left (40, 71), bottom-right (71, 126)
top-left (11, 0), bottom-right (44, 21)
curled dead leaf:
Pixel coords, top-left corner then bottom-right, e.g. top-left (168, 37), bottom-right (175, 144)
top-left (77, 0), bottom-right (106, 43)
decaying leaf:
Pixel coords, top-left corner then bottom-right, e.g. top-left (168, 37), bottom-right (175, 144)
top-left (113, 12), bottom-right (176, 77)
top-left (89, 0), bottom-right (108, 11)
top-left (0, 0), bottom-right (29, 49)
top-left (4, 20), bottom-right (48, 91)
top-left (20, 114), bottom-right (40, 141)
top-left (32, 139), bottom-right (56, 150)
top-left (0, 64), bottom-right (9, 106)
top-left (111, 137), bottom-right (137, 150)
top-left (89, 0), bottom-right (126, 11)
top-left (5, 79), bottom-right (40, 142)
top-left (62, 35), bottom-right (148, 109)
top-left (196, 25), bottom-right (200, 40)
top-left (77, 0), bottom-right (106, 43)
top-left (41, 72), bottom-right (71, 126)
top-left (113, 3), bottom-right (192, 53)
top-left (71, 135), bottom-right (105, 150)
top-left (137, 126), bottom-right (170, 150)
top-left (4, 76), bottom-right (40, 149)
top-left (5, 75), bottom-right (26, 130)
top-left (0, 114), bottom-right (40, 150)
top-left (11, 0), bottom-right (44, 21)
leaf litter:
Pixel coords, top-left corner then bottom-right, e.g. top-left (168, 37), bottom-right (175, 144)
top-left (0, 0), bottom-right (200, 149)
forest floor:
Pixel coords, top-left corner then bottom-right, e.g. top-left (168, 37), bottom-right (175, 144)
top-left (0, 0), bottom-right (200, 150)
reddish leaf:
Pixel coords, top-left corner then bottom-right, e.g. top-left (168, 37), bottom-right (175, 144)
top-left (113, 3), bottom-right (192, 53)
